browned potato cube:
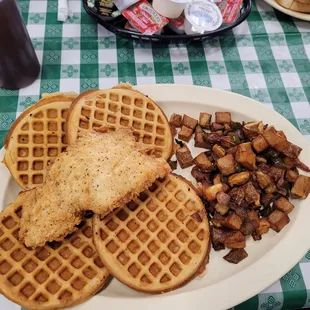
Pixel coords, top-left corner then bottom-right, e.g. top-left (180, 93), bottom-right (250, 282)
top-left (168, 160), bottom-right (177, 171)
top-left (282, 143), bottom-right (302, 159)
top-left (252, 135), bottom-right (269, 153)
top-left (283, 157), bottom-right (297, 170)
top-left (220, 136), bottom-right (235, 148)
top-left (211, 122), bottom-right (224, 132)
top-left (235, 142), bottom-right (257, 170)
top-left (169, 124), bottom-right (177, 138)
top-left (213, 173), bottom-right (221, 185)
top-left (194, 152), bottom-right (213, 171)
top-left (178, 125), bottom-right (193, 142)
top-left (215, 112), bottom-right (231, 124)
top-left (291, 175), bottom-right (310, 199)
top-left (223, 248), bottom-right (248, 264)
top-left (256, 171), bottom-right (272, 189)
top-left (170, 113), bottom-right (182, 127)
top-left (212, 144), bottom-right (226, 158)
top-left (199, 112), bottom-right (212, 129)
top-left (195, 132), bottom-right (210, 149)
top-left (248, 210), bottom-right (260, 228)
top-left (268, 210), bottom-right (290, 232)
top-left (274, 197), bottom-right (294, 214)
top-left (243, 182), bottom-right (260, 207)
top-left (205, 184), bottom-right (223, 201)
top-left (176, 145), bottom-right (194, 169)
top-left (286, 170), bottom-right (299, 183)
top-left (242, 121), bottom-right (264, 138)
top-left (228, 171), bottom-right (250, 187)
top-left (215, 203), bottom-right (230, 215)
top-left (211, 212), bottom-right (225, 228)
top-left (182, 114), bottom-right (198, 130)
top-left (216, 154), bottom-right (237, 176)
top-left (257, 219), bottom-right (270, 235)
top-left (224, 231), bottom-right (246, 249)
top-left (263, 126), bottom-right (290, 152)
top-left (216, 192), bottom-right (231, 205)
top-left (222, 213), bottom-right (243, 230)
top-left (265, 182), bottom-right (277, 194)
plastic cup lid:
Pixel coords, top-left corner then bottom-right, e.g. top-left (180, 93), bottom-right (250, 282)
top-left (170, 0), bottom-right (191, 3)
top-left (185, 0), bottom-right (223, 33)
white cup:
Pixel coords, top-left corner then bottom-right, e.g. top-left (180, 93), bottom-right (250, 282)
top-left (152, 0), bottom-right (189, 19)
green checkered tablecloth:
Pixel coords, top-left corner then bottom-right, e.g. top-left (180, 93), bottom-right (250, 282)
top-left (1, 0), bottom-right (310, 309)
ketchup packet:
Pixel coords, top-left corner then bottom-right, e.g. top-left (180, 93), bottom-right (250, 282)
top-left (217, 0), bottom-right (243, 23)
top-left (167, 14), bottom-right (185, 34)
top-left (123, 0), bottom-right (169, 35)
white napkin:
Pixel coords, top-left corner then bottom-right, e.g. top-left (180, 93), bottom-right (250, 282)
top-left (58, 0), bottom-right (73, 22)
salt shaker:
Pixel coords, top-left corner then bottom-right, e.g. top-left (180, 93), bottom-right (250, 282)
top-left (0, 0), bottom-right (40, 90)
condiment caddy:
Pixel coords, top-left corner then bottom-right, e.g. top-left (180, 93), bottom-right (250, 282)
top-left (84, 0), bottom-right (251, 43)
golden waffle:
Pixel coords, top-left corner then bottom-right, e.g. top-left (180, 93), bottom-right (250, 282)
top-left (3, 93), bottom-right (77, 189)
top-left (66, 87), bottom-right (173, 160)
top-left (93, 174), bottom-right (210, 294)
top-left (0, 199), bottom-right (110, 310)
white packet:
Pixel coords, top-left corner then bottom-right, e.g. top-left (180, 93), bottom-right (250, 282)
top-left (114, 0), bottom-right (140, 11)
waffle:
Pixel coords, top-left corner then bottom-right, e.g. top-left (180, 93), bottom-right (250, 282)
top-left (3, 92), bottom-right (77, 189)
top-left (93, 174), bottom-right (210, 294)
top-left (65, 87), bottom-right (173, 160)
top-left (0, 198), bottom-right (110, 310)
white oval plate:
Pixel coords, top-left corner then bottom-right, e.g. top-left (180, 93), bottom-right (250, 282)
top-left (1, 85), bottom-right (310, 310)
top-left (264, 0), bottom-right (310, 21)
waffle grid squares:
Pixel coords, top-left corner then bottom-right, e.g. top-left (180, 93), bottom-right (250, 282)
top-left (0, 203), bottom-right (109, 309)
top-left (68, 89), bottom-right (171, 160)
top-left (94, 175), bottom-right (210, 292)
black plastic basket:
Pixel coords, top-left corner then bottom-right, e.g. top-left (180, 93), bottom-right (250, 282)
top-left (83, 0), bottom-right (252, 44)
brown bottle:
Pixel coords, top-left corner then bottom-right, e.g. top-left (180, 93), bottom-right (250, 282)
top-left (0, 0), bottom-right (40, 90)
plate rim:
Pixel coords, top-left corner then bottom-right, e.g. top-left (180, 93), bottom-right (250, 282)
top-left (1, 84), bottom-right (310, 310)
top-left (264, 0), bottom-right (310, 21)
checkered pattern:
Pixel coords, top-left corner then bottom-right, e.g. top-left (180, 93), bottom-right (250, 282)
top-left (1, 0), bottom-right (310, 309)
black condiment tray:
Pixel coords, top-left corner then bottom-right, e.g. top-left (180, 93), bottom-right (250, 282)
top-left (83, 0), bottom-right (252, 44)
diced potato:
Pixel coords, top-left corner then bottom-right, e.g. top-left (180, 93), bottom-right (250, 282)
top-left (220, 136), bottom-right (235, 148)
top-left (268, 166), bottom-right (284, 182)
top-left (182, 114), bottom-right (198, 130)
top-left (291, 175), bottom-right (310, 199)
top-left (243, 182), bottom-right (260, 207)
top-left (261, 193), bottom-right (274, 205)
top-left (282, 143), bottom-right (302, 159)
top-left (169, 124), bottom-right (177, 138)
top-left (178, 125), bottom-right (193, 142)
top-left (215, 203), bottom-right (230, 215)
top-left (199, 112), bottom-right (212, 129)
top-left (215, 112), bottom-right (231, 124)
top-left (257, 219), bottom-right (270, 235)
top-left (252, 135), bottom-right (269, 153)
top-left (216, 154), bottom-right (237, 176)
top-left (168, 160), bottom-right (177, 171)
top-left (268, 210), bottom-right (290, 232)
top-left (286, 170), bottom-right (299, 183)
top-left (265, 182), bottom-right (277, 194)
top-left (223, 248), bottom-right (248, 264)
top-left (195, 131), bottom-right (210, 149)
top-left (274, 197), bottom-right (294, 214)
top-left (283, 157), bottom-right (297, 170)
top-left (211, 122), bottom-right (224, 132)
top-left (216, 192), bottom-right (231, 205)
top-left (235, 142), bottom-right (257, 170)
top-left (263, 126), bottom-right (290, 152)
top-left (170, 113), bottom-right (182, 127)
top-left (194, 152), bottom-right (213, 171)
top-left (248, 210), bottom-right (259, 226)
top-left (213, 174), bottom-right (221, 185)
top-left (191, 166), bottom-right (206, 182)
top-left (242, 121), bottom-right (264, 138)
top-left (222, 213), bottom-right (243, 230)
top-left (212, 144), bottom-right (226, 158)
top-left (205, 184), bottom-right (223, 201)
top-left (256, 156), bottom-right (267, 164)
top-left (211, 227), bottom-right (227, 243)
top-left (176, 145), bottom-right (194, 169)
top-left (224, 231), bottom-right (246, 249)
top-left (211, 212), bottom-right (225, 228)
top-left (228, 171), bottom-right (250, 187)
top-left (256, 171), bottom-right (272, 189)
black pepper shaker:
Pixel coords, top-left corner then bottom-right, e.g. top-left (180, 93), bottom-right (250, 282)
top-left (0, 0), bottom-right (40, 90)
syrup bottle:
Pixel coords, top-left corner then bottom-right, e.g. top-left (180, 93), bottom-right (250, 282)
top-left (0, 0), bottom-right (40, 90)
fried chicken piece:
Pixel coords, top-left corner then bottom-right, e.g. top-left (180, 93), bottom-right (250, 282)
top-left (19, 127), bottom-right (171, 248)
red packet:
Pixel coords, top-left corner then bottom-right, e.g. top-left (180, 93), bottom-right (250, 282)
top-left (123, 0), bottom-right (169, 35)
top-left (217, 0), bottom-right (243, 23)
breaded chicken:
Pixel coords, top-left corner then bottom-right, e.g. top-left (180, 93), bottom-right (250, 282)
top-left (19, 127), bottom-right (171, 248)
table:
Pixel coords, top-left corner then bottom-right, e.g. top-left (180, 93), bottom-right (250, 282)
top-left (1, 0), bottom-right (310, 309)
